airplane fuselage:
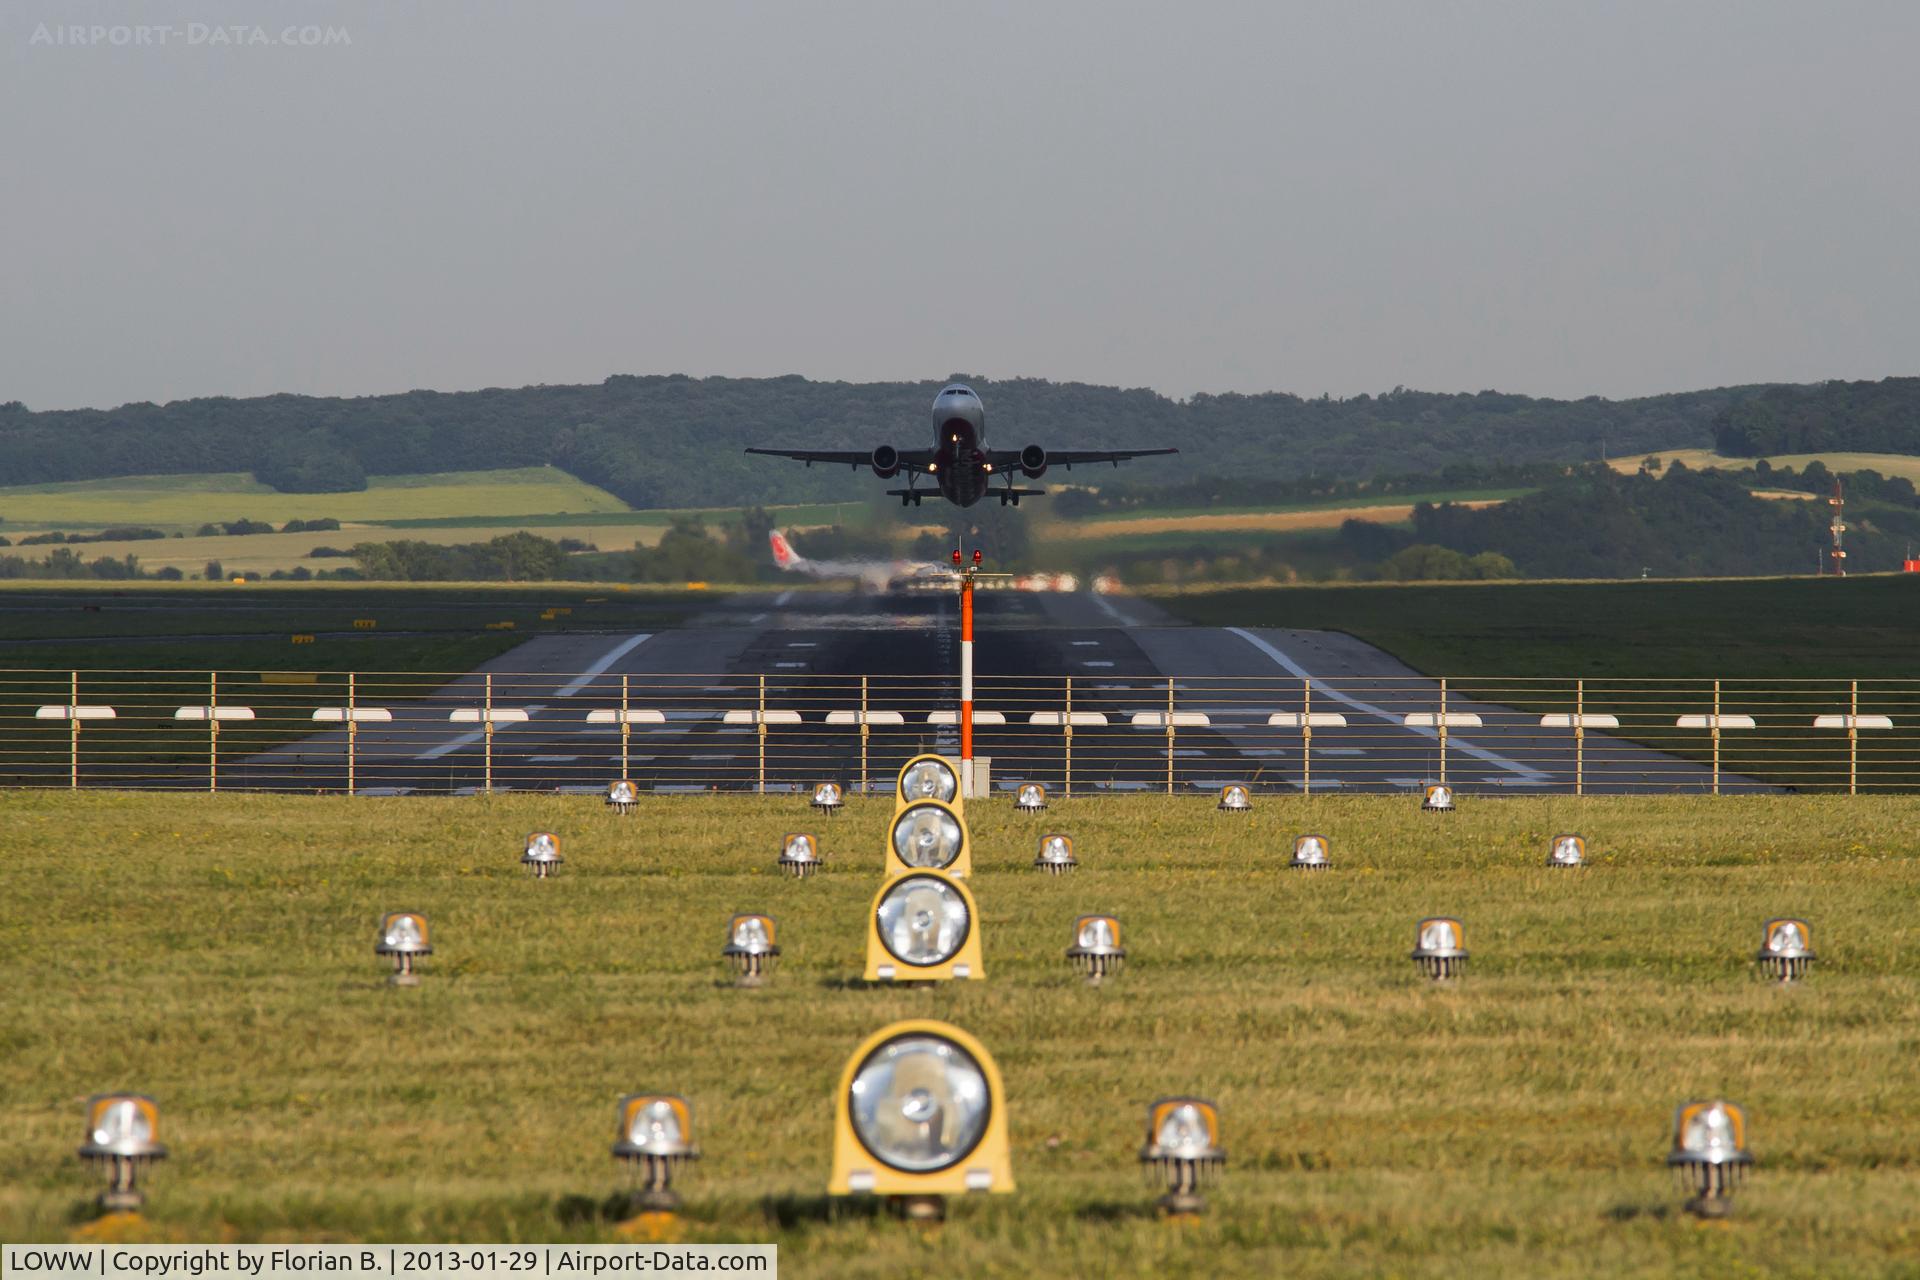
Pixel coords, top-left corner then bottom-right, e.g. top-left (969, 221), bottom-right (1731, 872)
top-left (930, 383), bottom-right (991, 507)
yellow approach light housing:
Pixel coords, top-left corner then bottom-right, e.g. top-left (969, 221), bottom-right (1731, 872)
top-left (1422, 784), bottom-right (1455, 812)
top-left (522, 830), bottom-right (563, 878)
top-left (78, 1093), bottom-right (167, 1213)
top-left (1140, 1096), bottom-right (1225, 1217)
top-left (1667, 1099), bottom-right (1753, 1218)
top-left (605, 778), bottom-right (638, 814)
top-left (375, 911), bottom-right (431, 986)
top-left (885, 799), bottom-right (971, 879)
top-left (865, 871), bottom-right (985, 982)
top-left (1411, 916), bottom-right (1468, 981)
top-left (1013, 782), bottom-right (1048, 814)
top-left (1548, 833), bottom-right (1585, 867)
top-left (612, 1093), bottom-right (701, 1216)
top-left (779, 832), bottom-right (821, 878)
top-left (723, 913), bottom-right (780, 987)
top-left (1066, 914), bottom-right (1125, 984)
top-left (1217, 784), bottom-right (1252, 813)
top-left (811, 782), bottom-right (845, 816)
top-left (1757, 918), bottom-right (1815, 983)
top-left (896, 753), bottom-right (961, 817)
top-left (828, 1020), bottom-right (1014, 1220)
top-left (1290, 833), bottom-right (1331, 870)
top-left (1034, 833), bottom-right (1077, 875)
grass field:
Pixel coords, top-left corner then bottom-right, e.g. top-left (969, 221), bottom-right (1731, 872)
top-left (1609, 449), bottom-right (1920, 482)
top-left (1, 792), bottom-right (1915, 1277)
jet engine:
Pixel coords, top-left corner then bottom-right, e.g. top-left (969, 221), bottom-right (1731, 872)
top-left (1020, 444), bottom-right (1048, 478)
top-left (871, 445), bottom-right (901, 479)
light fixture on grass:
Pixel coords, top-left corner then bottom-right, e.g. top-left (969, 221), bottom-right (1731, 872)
top-left (897, 754), bottom-right (960, 811)
top-left (376, 911), bottom-right (431, 986)
top-left (77, 1093), bottom-right (167, 1213)
top-left (522, 830), bottom-right (563, 878)
top-left (1289, 834), bottom-right (1330, 870)
top-left (1034, 833), bottom-right (1077, 875)
top-left (886, 799), bottom-right (970, 878)
top-left (1547, 833), bottom-right (1585, 867)
top-left (1013, 782), bottom-right (1048, 814)
top-left (723, 913), bottom-right (780, 987)
top-left (1756, 918), bottom-right (1814, 983)
top-left (606, 779), bottom-right (638, 814)
top-left (812, 782), bottom-right (845, 816)
top-left (865, 871), bottom-right (984, 982)
top-left (828, 1020), bottom-right (1014, 1221)
top-left (778, 832), bottom-right (820, 878)
top-left (1139, 1097), bottom-right (1225, 1216)
top-left (1066, 914), bottom-right (1125, 984)
top-left (1421, 784), bottom-right (1454, 812)
top-left (1217, 784), bottom-right (1252, 813)
top-left (612, 1093), bottom-right (701, 1216)
top-left (1667, 1099), bottom-right (1753, 1217)
top-left (1411, 916), bottom-right (1467, 980)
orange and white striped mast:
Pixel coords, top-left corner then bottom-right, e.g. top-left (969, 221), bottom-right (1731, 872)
top-left (953, 548), bottom-right (983, 796)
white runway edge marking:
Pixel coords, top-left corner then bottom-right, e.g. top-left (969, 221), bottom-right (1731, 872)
top-left (416, 634), bottom-right (653, 761)
top-left (773, 590), bottom-right (795, 606)
top-left (1090, 593), bottom-right (1137, 626)
top-left (1226, 627), bottom-right (1549, 784)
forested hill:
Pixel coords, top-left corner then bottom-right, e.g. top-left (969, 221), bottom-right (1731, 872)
top-left (1712, 377), bottom-right (1920, 456)
top-left (0, 374), bottom-right (1764, 509)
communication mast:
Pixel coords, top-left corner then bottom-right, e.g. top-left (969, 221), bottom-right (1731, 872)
top-left (1828, 480), bottom-right (1847, 577)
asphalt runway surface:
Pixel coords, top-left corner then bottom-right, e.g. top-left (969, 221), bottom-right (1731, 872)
top-left (236, 589), bottom-right (1758, 795)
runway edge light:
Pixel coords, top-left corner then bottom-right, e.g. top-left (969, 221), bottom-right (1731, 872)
top-left (829, 1019), bottom-right (1014, 1222)
top-left (375, 911), bottom-right (431, 986)
top-left (865, 870), bottom-right (985, 982)
top-left (77, 1093), bottom-right (167, 1213)
top-left (1290, 833), bottom-right (1331, 870)
top-left (811, 782), bottom-right (845, 816)
top-left (723, 913), bottom-right (780, 987)
top-left (1422, 784), bottom-right (1455, 813)
top-left (1140, 1096), bottom-right (1225, 1217)
top-left (1667, 1099), bottom-right (1753, 1218)
top-left (1757, 918), bottom-right (1814, 983)
top-left (522, 830), bottom-right (563, 878)
top-left (1217, 784), bottom-right (1252, 813)
top-left (1411, 916), bottom-right (1468, 981)
top-left (1014, 782), bottom-right (1048, 814)
top-left (1066, 914), bottom-right (1125, 984)
top-left (1034, 833), bottom-right (1078, 874)
top-left (606, 779), bottom-right (637, 814)
top-left (779, 832), bottom-right (821, 878)
top-left (612, 1093), bottom-right (701, 1217)
top-left (1548, 833), bottom-right (1585, 867)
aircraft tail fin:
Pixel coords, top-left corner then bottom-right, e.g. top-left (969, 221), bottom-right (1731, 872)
top-left (769, 530), bottom-right (802, 569)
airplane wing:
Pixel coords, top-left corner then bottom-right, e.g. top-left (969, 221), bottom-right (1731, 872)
top-left (744, 447), bottom-right (936, 472)
top-left (986, 447), bottom-right (1178, 471)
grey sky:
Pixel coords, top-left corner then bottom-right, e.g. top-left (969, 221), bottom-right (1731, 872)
top-left (4, 0), bottom-right (1915, 412)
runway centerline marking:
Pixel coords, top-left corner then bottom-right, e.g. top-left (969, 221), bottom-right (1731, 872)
top-left (773, 590), bottom-right (795, 606)
top-left (553, 633), bottom-right (654, 697)
top-left (1090, 594), bottom-right (1138, 626)
top-left (1225, 627), bottom-right (1549, 784)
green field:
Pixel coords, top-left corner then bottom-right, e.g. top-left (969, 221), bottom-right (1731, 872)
top-left (2, 793), bottom-right (1915, 1277)
top-left (1056, 488), bottom-right (1535, 526)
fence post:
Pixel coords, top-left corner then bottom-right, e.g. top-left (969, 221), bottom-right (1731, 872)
top-left (1302, 679), bottom-right (1313, 797)
top-left (69, 670), bottom-right (80, 790)
top-left (484, 670), bottom-right (495, 795)
top-left (1063, 675), bottom-right (1073, 798)
top-left (208, 671), bottom-right (219, 793)
top-left (620, 673), bottom-right (631, 780)
top-left (860, 675), bottom-right (870, 796)
top-left (1165, 676), bottom-right (1175, 795)
top-left (1438, 677), bottom-right (1449, 787)
top-left (1574, 678), bottom-right (1584, 797)
top-left (1849, 678), bottom-right (1859, 796)
top-left (1711, 679), bottom-right (1721, 796)
top-left (757, 673), bottom-right (767, 796)
top-left (347, 672), bottom-right (358, 795)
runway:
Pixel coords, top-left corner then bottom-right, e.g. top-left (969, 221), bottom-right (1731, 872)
top-left (236, 589), bottom-right (1759, 795)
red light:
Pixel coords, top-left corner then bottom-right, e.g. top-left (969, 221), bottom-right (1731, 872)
top-left (972, 550), bottom-right (982, 565)
top-left (952, 549), bottom-right (962, 565)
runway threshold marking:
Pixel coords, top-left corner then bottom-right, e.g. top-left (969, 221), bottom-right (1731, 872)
top-left (1225, 627), bottom-right (1550, 785)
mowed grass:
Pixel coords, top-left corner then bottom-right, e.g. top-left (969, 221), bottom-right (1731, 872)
top-left (1, 793), bottom-right (1916, 1277)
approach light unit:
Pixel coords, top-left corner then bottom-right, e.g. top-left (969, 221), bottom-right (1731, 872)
top-left (1548, 833), bottom-right (1586, 868)
top-left (522, 830), bottom-right (563, 878)
top-left (1421, 784), bottom-right (1455, 813)
top-left (1756, 918), bottom-right (1815, 983)
top-left (896, 753), bottom-right (961, 814)
top-left (1667, 1099), bottom-right (1753, 1218)
top-left (865, 871), bottom-right (985, 982)
top-left (812, 782), bottom-right (845, 816)
top-left (722, 913), bottom-right (780, 987)
top-left (828, 1020), bottom-right (1014, 1221)
top-left (1217, 784), bottom-right (1252, 813)
top-left (375, 911), bottom-right (431, 986)
top-left (612, 1093), bottom-right (701, 1216)
top-left (1139, 1097), bottom-right (1226, 1217)
top-left (1066, 914), bottom-right (1125, 984)
top-left (77, 1093), bottom-right (167, 1213)
top-left (1411, 916), bottom-right (1468, 981)
top-left (605, 779), bottom-right (638, 814)
top-left (1013, 782), bottom-right (1048, 814)
top-left (1289, 833), bottom-right (1331, 871)
top-left (886, 799), bottom-right (971, 879)
top-left (778, 832), bottom-right (821, 878)
top-left (1034, 833), bottom-right (1078, 875)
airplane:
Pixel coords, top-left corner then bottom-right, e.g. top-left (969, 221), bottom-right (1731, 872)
top-left (746, 382), bottom-right (1178, 506)
top-left (768, 529), bottom-right (944, 592)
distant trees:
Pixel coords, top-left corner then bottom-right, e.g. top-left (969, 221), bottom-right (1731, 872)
top-left (350, 532), bottom-right (570, 581)
top-left (1713, 377), bottom-right (1920, 456)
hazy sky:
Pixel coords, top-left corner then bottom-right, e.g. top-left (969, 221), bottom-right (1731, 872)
top-left (4, 1), bottom-right (1916, 411)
